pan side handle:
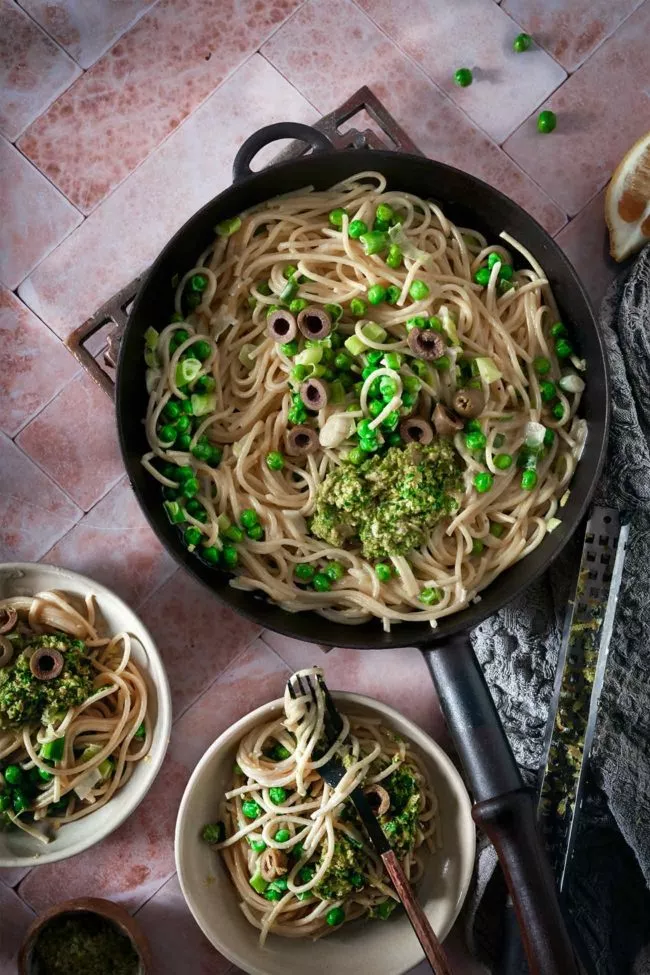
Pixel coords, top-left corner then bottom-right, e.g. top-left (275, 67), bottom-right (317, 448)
top-left (232, 123), bottom-right (334, 182)
top-left (423, 633), bottom-right (578, 975)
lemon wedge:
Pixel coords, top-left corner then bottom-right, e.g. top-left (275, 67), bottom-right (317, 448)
top-left (605, 131), bottom-right (650, 261)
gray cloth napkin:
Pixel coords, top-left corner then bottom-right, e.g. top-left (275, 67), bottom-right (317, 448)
top-left (466, 246), bottom-right (650, 974)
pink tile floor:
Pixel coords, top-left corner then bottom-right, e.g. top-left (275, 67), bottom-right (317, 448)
top-left (0, 0), bottom-right (646, 970)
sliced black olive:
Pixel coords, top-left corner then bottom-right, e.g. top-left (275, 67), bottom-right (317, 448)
top-left (286, 425), bottom-right (320, 456)
top-left (432, 403), bottom-right (463, 438)
top-left (399, 417), bottom-right (434, 444)
top-left (453, 387), bottom-right (486, 419)
top-left (407, 327), bottom-right (446, 360)
top-left (0, 607), bottom-right (17, 634)
top-left (296, 306), bottom-right (331, 340)
top-left (29, 647), bottom-right (64, 681)
top-left (299, 378), bottom-right (329, 411)
top-left (267, 310), bottom-right (297, 344)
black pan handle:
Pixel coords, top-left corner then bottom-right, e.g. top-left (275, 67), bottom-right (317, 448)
top-left (232, 122), bottom-right (334, 182)
top-left (423, 633), bottom-right (578, 975)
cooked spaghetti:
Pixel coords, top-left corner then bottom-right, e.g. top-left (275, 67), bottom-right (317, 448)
top-left (0, 591), bottom-right (151, 842)
top-left (201, 667), bottom-right (439, 942)
top-left (141, 173), bottom-right (587, 629)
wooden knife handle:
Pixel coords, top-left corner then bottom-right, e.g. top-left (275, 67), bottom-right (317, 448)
top-left (381, 849), bottom-right (452, 975)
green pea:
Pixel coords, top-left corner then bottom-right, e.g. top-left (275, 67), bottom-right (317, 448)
top-left (544, 428), bottom-right (555, 447)
top-left (454, 67), bottom-right (473, 87)
top-left (521, 469), bottom-right (538, 490)
top-left (401, 391), bottom-right (417, 408)
top-left (325, 561), bottom-right (345, 583)
top-left (472, 538), bottom-right (485, 556)
top-left (181, 477), bottom-right (199, 498)
top-left (295, 563), bottom-right (316, 582)
top-left (375, 203), bottom-right (394, 224)
top-left (324, 303), bottom-right (343, 322)
top-left (281, 339), bottom-right (299, 357)
top-left (426, 315), bottom-right (443, 332)
top-left (373, 217), bottom-right (390, 232)
top-left (419, 587), bottom-right (442, 605)
top-left (409, 279), bottom-right (430, 301)
top-left (191, 340), bottom-right (211, 362)
top-left (489, 522), bottom-right (505, 538)
top-left (266, 451), bottom-right (284, 471)
top-left (350, 297), bottom-right (368, 318)
top-left (334, 352), bottom-right (353, 371)
top-left (513, 32), bottom-right (532, 52)
top-left (474, 266), bottom-right (491, 286)
top-left (4, 765), bottom-right (22, 785)
top-left (550, 321), bottom-right (567, 339)
top-left (170, 312), bottom-right (185, 323)
top-left (347, 447), bottom-right (365, 465)
top-left (375, 563), bottom-right (392, 582)
top-left (240, 508), bottom-right (259, 529)
top-left (385, 284), bottom-right (401, 305)
top-left (283, 264), bottom-right (298, 280)
top-left (385, 244), bottom-right (402, 268)
top-left (159, 424), bottom-right (177, 445)
top-left (250, 840), bottom-right (266, 853)
top-left (274, 829), bottom-right (290, 843)
top-left (406, 316), bottom-right (427, 331)
top-left (248, 524), bottom-right (264, 541)
top-left (184, 526), bottom-right (202, 548)
top-left (386, 431), bottom-right (402, 447)
top-left (539, 380), bottom-right (556, 402)
top-left (474, 471), bottom-right (494, 493)
top-left (189, 273), bottom-right (208, 292)
top-left (326, 907), bottom-right (346, 927)
top-left (195, 375), bottom-right (216, 394)
top-left (434, 355), bottom-right (450, 371)
top-left (221, 544), bottom-right (238, 569)
top-left (328, 208), bottom-right (347, 229)
top-left (533, 356), bottom-right (551, 375)
top-left (207, 445), bottom-right (222, 467)
top-left (555, 338), bottom-right (573, 359)
top-left (368, 284), bottom-right (387, 305)
top-left (499, 264), bottom-right (514, 280)
top-left (223, 523), bottom-right (244, 543)
top-left (379, 376), bottom-right (399, 400)
top-left (348, 219), bottom-right (368, 239)
top-left (289, 298), bottom-right (308, 315)
top-left (494, 453), bottom-right (513, 470)
top-left (552, 402), bottom-right (565, 420)
top-left (12, 789), bottom-right (29, 814)
top-left (202, 546), bottom-right (220, 565)
top-left (242, 800), bottom-right (262, 819)
top-left (537, 110), bottom-right (557, 134)
top-left (402, 375), bottom-right (421, 395)
top-left (465, 430), bottom-right (487, 451)
top-left (313, 573), bottom-right (331, 592)
top-left (177, 433), bottom-right (192, 451)
top-left (269, 787), bottom-right (287, 805)
top-left (163, 400), bottom-right (182, 421)
top-left (0, 795), bottom-right (11, 812)
top-left (368, 400), bottom-right (384, 418)
top-left (264, 887), bottom-right (282, 902)
top-left (175, 415), bottom-right (191, 434)
top-left (185, 291), bottom-right (201, 310)
top-left (381, 410), bottom-right (400, 431)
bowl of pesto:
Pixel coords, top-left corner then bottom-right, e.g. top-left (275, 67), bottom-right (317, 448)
top-left (175, 684), bottom-right (475, 975)
top-left (0, 563), bottom-right (171, 867)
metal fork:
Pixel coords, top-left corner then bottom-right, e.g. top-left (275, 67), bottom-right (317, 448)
top-left (288, 672), bottom-right (452, 975)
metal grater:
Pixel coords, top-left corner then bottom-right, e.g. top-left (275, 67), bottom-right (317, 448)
top-left (537, 506), bottom-right (630, 889)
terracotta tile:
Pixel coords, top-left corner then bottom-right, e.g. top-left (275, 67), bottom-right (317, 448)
top-left (17, 54), bottom-right (317, 340)
top-left (0, 287), bottom-right (78, 437)
top-left (0, 0), bottom-right (80, 141)
top-left (17, 0), bottom-right (304, 213)
top-left (555, 190), bottom-right (619, 313)
top-left (138, 570), bottom-right (262, 718)
top-left (262, 631), bottom-right (447, 741)
top-left (0, 432), bottom-right (82, 561)
top-left (43, 476), bottom-right (177, 609)
top-left (15, 372), bottom-right (124, 511)
top-left (0, 136), bottom-right (81, 290)
top-left (358, 0), bottom-right (566, 143)
top-left (135, 874), bottom-right (232, 975)
top-left (502, 0), bottom-right (645, 72)
top-left (19, 641), bottom-right (287, 915)
top-left (0, 880), bottom-right (37, 970)
top-left (18, 0), bottom-right (158, 69)
top-left (503, 4), bottom-right (650, 216)
top-left (262, 0), bottom-right (566, 234)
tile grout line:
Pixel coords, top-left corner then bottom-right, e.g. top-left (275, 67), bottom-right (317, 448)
top-left (9, 0), bottom-right (81, 71)
top-left (4, 363), bottom-right (82, 442)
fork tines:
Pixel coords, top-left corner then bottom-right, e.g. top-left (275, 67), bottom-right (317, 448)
top-left (286, 672), bottom-right (343, 745)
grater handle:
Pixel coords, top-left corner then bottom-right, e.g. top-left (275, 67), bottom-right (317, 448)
top-left (473, 789), bottom-right (579, 975)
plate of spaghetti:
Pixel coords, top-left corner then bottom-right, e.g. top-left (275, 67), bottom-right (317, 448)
top-left (140, 172), bottom-right (589, 633)
top-left (175, 668), bottom-right (474, 975)
top-left (0, 563), bottom-right (171, 866)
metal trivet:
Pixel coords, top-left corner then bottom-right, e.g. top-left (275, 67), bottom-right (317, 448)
top-left (66, 87), bottom-right (421, 398)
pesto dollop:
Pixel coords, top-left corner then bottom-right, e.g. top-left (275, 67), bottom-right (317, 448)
top-left (0, 635), bottom-right (94, 729)
top-left (34, 913), bottom-right (140, 975)
top-left (310, 442), bottom-right (462, 559)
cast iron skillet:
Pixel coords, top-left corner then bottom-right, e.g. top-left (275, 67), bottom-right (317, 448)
top-left (117, 123), bottom-right (609, 974)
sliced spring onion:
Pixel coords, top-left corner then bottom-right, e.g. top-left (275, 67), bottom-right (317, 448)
top-left (164, 500), bottom-right (185, 524)
top-left (98, 758), bottom-right (115, 779)
top-left (144, 326), bottom-right (159, 350)
top-left (570, 355), bottom-right (586, 372)
top-left (175, 357), bottom-right (202, 386)
top-left (344, 335), bottom-right (366, 357)
top-left (329, 380), bottom-right (345, 405)
top-left (295, 346), bottom-right (323, 367)
top-left (249, 872), bottom-right (268, 894)
top-left (439, 306), bottom-right (460, 347)
top-left (361, 322), bottom-right (387, 343)
top-left (238, 343), bottom-right (256, 368)
top-left (146, 368), bottom-right (161, 394)
top-left (387, 223), bottom-right (432, 266)
top-left (216, 216), bottom-right (242, 236)
top-left (546, 517), bottom-right (562, 533)
top-left (475, 357), bottom-right (502, 383)
top-left (559, 373), bottom-right (585, 394)
top-left (319, 412), bottom-right (356, 448)
top-left (560, 490), bottom-right (570, 508)
top-left (40, 738), bottom-right (64, 761)
top-left (79, 744), bottom-right (102, 763)
top-left (74, 767), bottom-right (103, 800)
top-left (232, 441), bottom-right (243, 459)
top-left (191, 392), bottom-right (217, 416)
top-left (524, 421), bottom-right (546, 449)
top-left (217, 513), bottom-right (231, 533)
top-left (144, 347), bottom-right (159, 369)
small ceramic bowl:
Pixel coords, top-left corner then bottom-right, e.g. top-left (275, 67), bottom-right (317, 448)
top-left (18, 897), bottom-right (151, 974)
top-left (175, 692), bottom-right (475, 975)
top-left (0, 562), bottom-right (172, 867)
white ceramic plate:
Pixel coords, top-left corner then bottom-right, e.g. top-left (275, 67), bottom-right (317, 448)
top-left (175, 692), bottom-right (475, 975)
top-left (0, 562), bottom-right (172, 867)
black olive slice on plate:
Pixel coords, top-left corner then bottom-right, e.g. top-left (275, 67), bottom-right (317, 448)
top-left (267, 310), bottom-right (297, 343)
top-left (30, 647), bottom-right (64, 681)
top-left (299, 379), bottom-right (329, 411)
top-left (296, 306), bottom-right (331, 340)
top-left (453, 387), bottom-right (486, 419)
top-left (433, 403), bottom-right (464, 437)
top-left (286, 425), bottom-right (320, 456)
top-left (407, 327), bottom-right (446, 360)
top-left (399, 417), bottom-right (434, 444)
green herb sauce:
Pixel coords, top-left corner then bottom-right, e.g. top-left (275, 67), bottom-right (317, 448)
top-left (33, 913), bottom-right (140, 975)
